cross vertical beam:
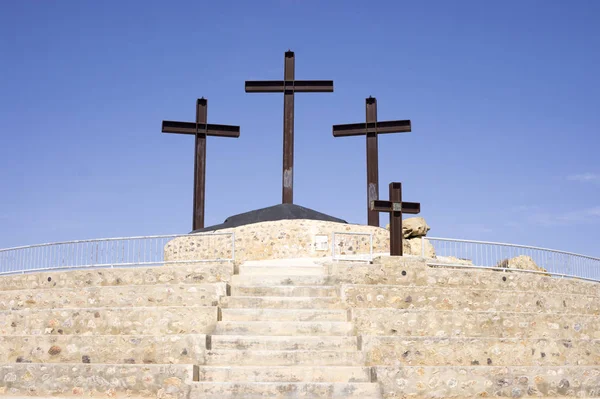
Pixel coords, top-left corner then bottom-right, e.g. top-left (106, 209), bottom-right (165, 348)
top-left (283, 52), bottom-right (295, 204)
top-left (366, 97), bottom-right (379, 227)
top-left (194, 99), bottom-right (208, 230)
top-left (332, 97), bottom-right (412, 227)
top-left (162, 98), bottom-right (240, 231)
top-left (370, 182), bottom-right (421, 256)
top-left (245, 50), bottom-right (334, 204)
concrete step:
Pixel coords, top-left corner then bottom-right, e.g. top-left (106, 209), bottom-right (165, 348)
top-left (0, 306), bottom-right (217, 335)
top-left (221, 308), bottom-right (349, 322)
top-left (0, 334), bottom-right (206, 364)
top-left (209, 335), bottom-right (358, 351)
top-left (213, 321), bottom-right (355, 336)
top-left (203, 350), bottom-right (366, 366)
top-left (0, 283), bottom-right (226, 310)
top-left (220, 296), bottom-right (344, 309)
top-left (196, 365), bottom-right (371, 382)
top-left (231, 285), bottom-right (338, 297)
top-left (190, 382), bottom-right (382, 398)
top-left (231, 274), bottom-right (328, 286)
top-left (238, 265), bottom-right (325, 276)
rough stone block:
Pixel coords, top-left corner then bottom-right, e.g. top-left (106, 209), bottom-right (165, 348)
top-left (0, 283), bottom-right (226, 310)
top-left (362, 336), bottom-right (600, 367)
top-left (0, 363), bottom-right (194, 398)
top-left (0, 334), bottom-right (206, 364)
top-left (342, 285), bottom-right (600, 314)
top-left (0, 306), bottom-right (217, 335)
top-left (352, 309), bottom-right (600, 339)
top-left (373, 366), bottom-right (600, 398)
top-left (0, 262), bottom-right (233, 291)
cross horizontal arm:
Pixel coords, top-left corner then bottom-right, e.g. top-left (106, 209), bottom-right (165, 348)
top-left (333, 120), bottom-right (412, 137)
top-left (162, 121), bottom-right (240, 138)
top-left (370, 200), bottom-right (421, 214)
top-left (245, 80), bottom-right (334, 93)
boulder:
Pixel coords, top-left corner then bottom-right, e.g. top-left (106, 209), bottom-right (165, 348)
top-left (403, 217), bottom-right (430, 238)
top-left (384, 217), bottom-right (431, 238)
top-left (496, 255), bottom-right (548, 273)
top-left (403, 237), bottom-right (436, 258)
top-left (434, 256), bottom-right (474, 265)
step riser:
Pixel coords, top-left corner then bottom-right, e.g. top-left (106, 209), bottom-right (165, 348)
top-left (190, 382), bottom-right (382, 399)
top-left (232, 275), bottom-right (328, 286)
top-left (213, 322), bottom-right (355, 336)
top-left (203, 351), bottom-right (366, 366)
top-left (232, 286), bottom-right (338, 297)
top-left (209, 336), bottom-right (358, 351)
top-left (220, 297), bottom-right (343, 309)
top-left (196, 366), bottom-right (371, 382)
top-left (221, 309), bottom-right (348, 322)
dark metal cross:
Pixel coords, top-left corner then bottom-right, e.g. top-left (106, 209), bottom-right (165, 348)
top-left (162, 98), bottom-right (240, 230)
top-left (371, 182), bottom-right (420, 256)
top-left (332, 97), bottom-right (411, 227)
top-left (245, 50), bottom-right (334, 204)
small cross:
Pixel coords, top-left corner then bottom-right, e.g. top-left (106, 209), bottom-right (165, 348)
top-left (371, 182), bottom-right (421, 256)
top-left (161, 98), bottom-right (240, 230)
top-left (333, 97), bottom-right (412, 226)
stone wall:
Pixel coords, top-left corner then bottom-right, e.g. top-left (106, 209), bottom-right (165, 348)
top-left (0, 334), bottom-right (206, 364)
top-left (0, 363), bottom-right (195, 398)
top-left (374, 366), bottom-right (600, 398)
top-left (164, 220), bottom-right (391, 263)
top-left (0, 262), bottom-right (234, 291)
top-left (326, 257), bottom-right (600, 297)
top-left (0, 306), bottom-right (217, 336)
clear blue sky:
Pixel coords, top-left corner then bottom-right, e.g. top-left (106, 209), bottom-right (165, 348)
top-left (1, 1), bottom-right (599, 256)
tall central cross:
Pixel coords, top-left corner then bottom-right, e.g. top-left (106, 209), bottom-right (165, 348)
top-left (162, 98), bottom-right (240, 231)
top-left (371, 182), bottom-right (421, 256)
top-left (245, 50), bottom-right (334, 204)
top-left (332, 97), bottom-right (411, 226)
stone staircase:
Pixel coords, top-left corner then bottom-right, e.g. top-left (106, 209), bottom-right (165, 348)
top-left (0, 256), bottom-right (599, 398)
top-left (192, 261), bottom-right (382, 398)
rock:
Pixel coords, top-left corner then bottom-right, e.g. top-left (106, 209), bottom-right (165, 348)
top-left (403, 237), bottom-right (436, 258)
top-left (496, 255), bottom-right (547, 273)
top-left (434, 256), bottom-right (474, 265)
top-left (402, 217), bottom-right (430, 238)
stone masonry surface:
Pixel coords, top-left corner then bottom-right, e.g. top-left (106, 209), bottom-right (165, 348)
top-left (0, 363), bottom-right (194, 398)
top-left (0, 283), bottom-right (226, 310)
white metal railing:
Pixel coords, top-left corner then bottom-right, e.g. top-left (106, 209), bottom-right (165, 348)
top-left (424, 237), bottom-right (600, 282)
top-left (332, 232), bottom-right (373, 262)
top-left (0, 232), bottom-right (235, 275)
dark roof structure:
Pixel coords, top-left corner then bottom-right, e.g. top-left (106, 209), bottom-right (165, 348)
top-left (191, 204), bottom-right (347, 233)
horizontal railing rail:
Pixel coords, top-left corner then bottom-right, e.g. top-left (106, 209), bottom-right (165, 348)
top-left (0, 232), bottom-right (235, 275)
top-left (332, 232), bottom-right (373, 262)
top-left (424, 236), bottom-right (600, 282)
